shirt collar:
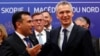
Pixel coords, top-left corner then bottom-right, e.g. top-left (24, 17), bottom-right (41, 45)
top-left (48, 25), bottom-right (52, 30)
top-left (15, 31), bottom-right (26, 40)
top-left (44, 25), bottom-right (52, 31)
top-left (61, 22), bottom-right (74, 32)
top-left (34, 30), bottom-right (45, 36)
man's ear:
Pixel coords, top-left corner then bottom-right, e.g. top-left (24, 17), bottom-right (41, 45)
top-left (86, 24), bottom-right (89, 29)
top-left (16, 22), bottom-right (21, 29)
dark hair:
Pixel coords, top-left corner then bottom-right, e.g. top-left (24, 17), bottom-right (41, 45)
top-left (82, 16), bottom-right (91, 27)
top-left (31, 12), bottom-right (42, 18)
top-left (12, 11), bottom-right (30, 29)
top-left (41, 10), bottom-right (51, 16)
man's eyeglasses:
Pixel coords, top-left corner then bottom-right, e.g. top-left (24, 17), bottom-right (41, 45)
top-left (33, 19), bottom-right (44, 22)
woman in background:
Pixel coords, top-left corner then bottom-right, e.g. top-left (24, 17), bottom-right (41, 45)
top-left (0, 24), bottom-right (8, 45)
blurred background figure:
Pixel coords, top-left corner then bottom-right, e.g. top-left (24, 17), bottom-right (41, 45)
top-left (0, 24), bottom-right (8, 45)
top-left (75, 16), bottom-right (99, 56)
top-left (75, 16), bottom-right (90, 29)
top-left (41, 11), bottom-right (53, 32)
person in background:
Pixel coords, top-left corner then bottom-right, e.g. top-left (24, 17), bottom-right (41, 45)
top-left (32, 12), bottom-right (50, 45)
top-left (75, 16), bottom-right (99, 56)
top-left (75, 16), bottom-right (90, 29)
top-left (0, 24), bottom-right (8, 45)
top-left (0, 11), bottom-right (42, 56)
top-left (31, 12), bottom-right (51, 56)
top-left (41, 11), bottom-right (53, 32)
top-left (49, 1), bottom-right (95, 56)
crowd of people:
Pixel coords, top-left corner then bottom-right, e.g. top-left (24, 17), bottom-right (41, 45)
top-left (0, 1), bottom-right (99, 56)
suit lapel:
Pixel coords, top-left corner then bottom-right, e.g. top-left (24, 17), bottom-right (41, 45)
top-left (45, 31), bottom-right (50, 42)
top-left (50, 27), bottom-right (61, 52)
top-left (13, 33), bottom-right (26, 48)
top-left (11, 33), bottom-right (27, 54)
top-left (54, 27), bottom-right (61, 45)
top-left (29, 31), bottom-right (39, 45)
top-left (66, 25), bottom-right (78, 47)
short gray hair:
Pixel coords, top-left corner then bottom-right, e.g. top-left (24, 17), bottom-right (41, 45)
top-left (55, 1), bottom-right (73, 12)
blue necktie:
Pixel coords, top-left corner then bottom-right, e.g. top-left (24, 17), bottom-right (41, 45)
top-left (24, 38), bottom-right (32, 48)
top-left (62, 29), bottom-right (67, 51)
top-left (38, 33), bottom-right (43, 45)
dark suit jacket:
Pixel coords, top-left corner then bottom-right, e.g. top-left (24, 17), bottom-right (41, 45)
top-left (0, 32), bottom-right (36, 56)
top-left (92, 37), bottom-right (99, 56)
top-left (49, 24), bottom-right (95, 56)
top-left (31, 30), bottom-right (51, 56)
top-left (31, 31), bottom-right (50, 44)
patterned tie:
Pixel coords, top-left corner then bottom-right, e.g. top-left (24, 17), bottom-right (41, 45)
top-left (37, 33), bottom-right (43, 45)
top-left (24, 37), bottom-right (32, 48)
top-left (62, 29), bottom-right (67, 51)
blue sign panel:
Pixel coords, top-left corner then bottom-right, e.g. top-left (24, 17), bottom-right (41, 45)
top-left (0, 1), bottom-right (100, 38)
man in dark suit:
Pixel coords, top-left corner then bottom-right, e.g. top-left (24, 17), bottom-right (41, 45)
top-left (0, 11), bottom-right (42, 56)
top-left (31, 12), bottom-right (51, 56)
top-left (49, 1), bottom-right (96, 56)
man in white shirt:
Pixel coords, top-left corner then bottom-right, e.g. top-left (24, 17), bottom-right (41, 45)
top-left (31, 12), bottom-right (51, 56)
top-left (49, 1), bottom-right (95, 56)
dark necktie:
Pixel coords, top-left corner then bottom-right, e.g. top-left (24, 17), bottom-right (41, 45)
top-left (24, 38), bottom-right (32, 48)
top-left (62, 29), bottom-right (67, 51)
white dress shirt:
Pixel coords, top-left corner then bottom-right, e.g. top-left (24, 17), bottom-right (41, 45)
top-left (34, 30), bottom-right (47, 45)
top-left (58, 22), bottom-right (74, 51)
top-left (44, 25), bottom-right (52, 32)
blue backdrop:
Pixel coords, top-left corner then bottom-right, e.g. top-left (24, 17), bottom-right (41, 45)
top-left (0, 0), bottom-right (100, 38)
